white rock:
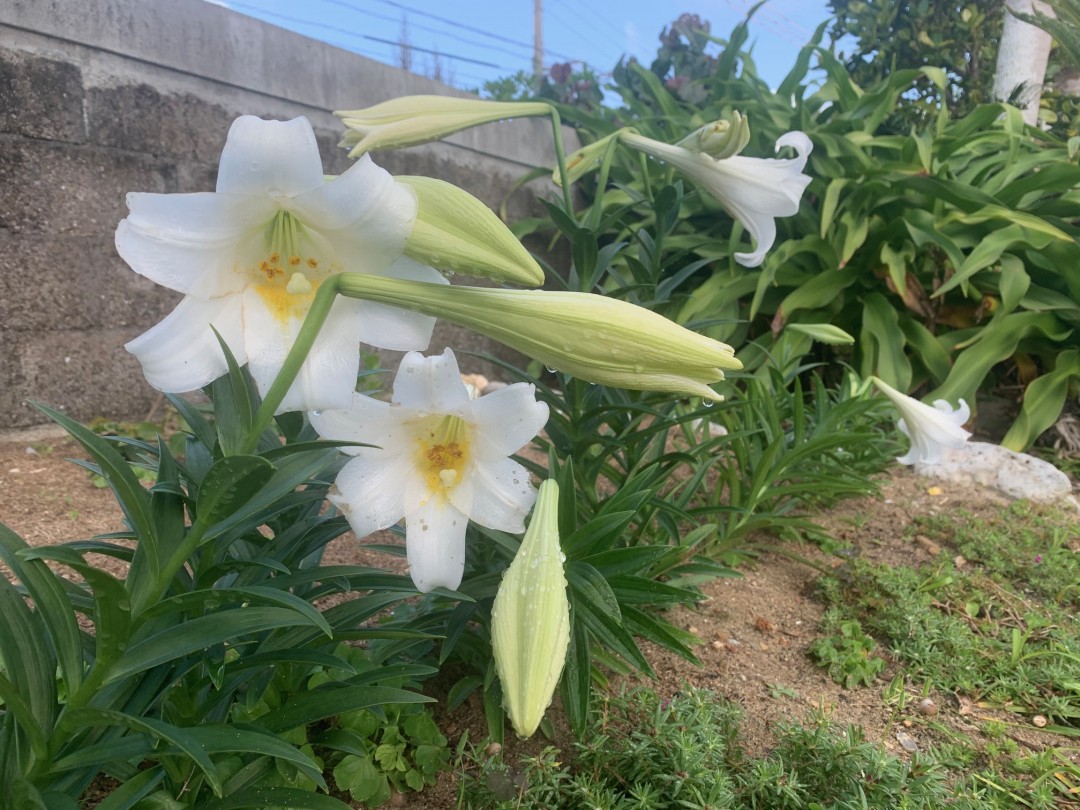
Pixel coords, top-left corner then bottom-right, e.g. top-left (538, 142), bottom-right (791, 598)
top-left (913, 441), bottom-right (1074, 504)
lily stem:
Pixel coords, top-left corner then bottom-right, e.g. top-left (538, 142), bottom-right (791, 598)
top-left (242, 276), bottom-right (343, 454)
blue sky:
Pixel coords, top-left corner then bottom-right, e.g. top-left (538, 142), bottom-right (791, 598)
top-left (207, 0), bottom-right (834, 93)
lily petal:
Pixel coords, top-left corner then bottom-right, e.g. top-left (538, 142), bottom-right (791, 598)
top-left (125, 294), bottom-right (245, 392)
top-left (216, 116), bottom-right (324, 196)
top-left (241, 288), bottom-right (362, 414)
top-left (309, 393), bottom-right (406, 456)
top-left (454, 456), bottom-right (537, 533)
top-left (116, 193), bottom-right (275, 295)
top-left (470, 383), bottom-right (550, 457)
top-left (392, 347), bottom-right (472, 411)
top-left (327, 452), bottom-right (411, 538)
top-left (290, 154), bottom-right (415, 267)
top-left (405, 496), bottom-right (469, 592)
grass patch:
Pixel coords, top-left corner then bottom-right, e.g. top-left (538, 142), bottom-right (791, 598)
top-left (457, 686), bottom-right (989, 809)
top-left (811, 500), bottom-right (1080, 808)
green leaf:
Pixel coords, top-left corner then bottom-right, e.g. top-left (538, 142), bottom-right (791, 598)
top-left (208, 333), bottom-right (259, 456)
top-left (142, 587), bottom-right (332, 638)
top-left (333, 754), bottom-right (386, 803)
top-left (1002, 350), bottom-right (1080, 451)
top-left (785, 323), bottom-right (855, 345)
top-left (898, 318), bottom-right (952, 385)
top-left (256, 686), bottom-right (432, 733)
top-left (560, 619), bottom-right (591, 739)
top-left (33, 403), bottom-right (159, 569)
top-left (184, 725), bottom-right (327, 789)
top-left (778, 267), bottom-right (857, 319)
top-left (929, 312), bottom-right (1073, 405)
top-left (22, 546), bottom-right (131, 702)
top-left (194, 455), bottom-right (275, 528)
top-left (819, 178), bottom-right (849, 238)
top-left (880, 242), bottom-right (914, 298)
top-left (64, 708), bottom-right (222, 796)
top-left (105, 607), bottom-right (326, 684)
top-left (0, 524), bottom-right (84, 696)
top-left (860, 292), bottom-right (911, 391)
top-left (934, 223), bottom-right (1053, 298)
top-left (91, 769), bottom-right (164, 810)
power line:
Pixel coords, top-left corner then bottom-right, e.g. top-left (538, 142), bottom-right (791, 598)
top-left (554, 0), bottom-right (628, 59)
top-left (223, 0), bottom-right (516, 70)
top-left (365, 0), bottom-right (581, 62)
top-left (315, 0), bottom-right (540, 64)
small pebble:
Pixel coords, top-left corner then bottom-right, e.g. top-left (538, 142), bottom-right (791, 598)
top-left (688, 625), bottom-right (699, 635)
top-left (895, 730), bottom-right (919, 752)
top-left (914, 535), bottom-right (941, 556)
top-left (954, 555), bottom-right (968, 568)
top-left (711, 640), bottom-right (724, 650)
top-left (1032, 715), bottom-right (1048, 728)
top-left (916, 698), bottom-right (938, 717)
top-left (485, 742), bottom-right (503, 757)
top-left (902, 719), bottom-right (913, 728)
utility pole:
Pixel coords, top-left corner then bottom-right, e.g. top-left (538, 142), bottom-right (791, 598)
top-left (533, 0), bottom-right (543, 89)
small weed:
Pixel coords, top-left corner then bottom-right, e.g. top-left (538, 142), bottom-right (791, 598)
top-left (767, 682), bottom-right (801, 700)
top-left (808, 616), bottom-right (886, 688)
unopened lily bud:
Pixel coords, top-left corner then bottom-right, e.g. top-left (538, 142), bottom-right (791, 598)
top-left (555, 131), bottom-right (620, 187)
top-left (491, 479), bottom-right (570, 738)
top-left (676, 112), bottom-right (751, 159)
top-left (398, 176), bottom-right (544, 287)
top-left (336, 96), bottom-right (552, 156)
top-left (335, 275), bottom-right (742, 401)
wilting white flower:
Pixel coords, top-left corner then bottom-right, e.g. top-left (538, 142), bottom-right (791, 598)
top-left (491, 479), bottom-right (570, 738)
top-left (117, 115), bottom-right (447, 413)
top-left (310, 348), bottom-right (549, 592)
top-left (621, 129), bottom-right (812, 267)
top-left (871, 377), bottom-right (971, 465)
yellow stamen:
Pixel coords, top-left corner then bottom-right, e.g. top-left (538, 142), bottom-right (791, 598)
top-left (416, 414), bottom-right (469, 497)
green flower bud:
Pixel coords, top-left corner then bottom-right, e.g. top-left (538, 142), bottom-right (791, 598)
top-left (491, 479), bottom-right (570, 738)
top-left (675, 112), bottom-right (751, 160)
top-left (555, 131), bottom-right (620, 187)
top-left (397, 176), bottom-right (544, 287)
top-left (335, 275), bottom-right (742, 401)
top-left (336, 96), bottom-right (552, 156)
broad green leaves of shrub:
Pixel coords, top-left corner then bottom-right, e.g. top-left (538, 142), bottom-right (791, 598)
top-left (552, 14), bottom-right (1080, 449)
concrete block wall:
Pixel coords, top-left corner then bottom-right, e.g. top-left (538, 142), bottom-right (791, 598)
top-left (0, 0), bottom-right (567, 429)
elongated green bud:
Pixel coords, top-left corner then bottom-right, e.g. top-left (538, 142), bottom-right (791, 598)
top-left (555, 131), bottom-right (620, 187)
top-left (676, 112), bottom-right (751, 159)
top-left (336, 96), bottom-right (552, 156)
top-left (491, 479), bottom-right (569, 738)
top-left (335, 274), bottom-right (742, 401)
top-left (398, 176), bottom-right (544, 287)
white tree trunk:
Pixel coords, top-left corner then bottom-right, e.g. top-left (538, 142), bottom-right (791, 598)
top-left (993, 0), bottom-right (1055, 125)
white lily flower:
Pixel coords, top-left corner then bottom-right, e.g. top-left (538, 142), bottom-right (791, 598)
top-left (117, 115), bottom-right (447, 413)
top-left (310, 348), bottom-right (549, 592)
top-left (621, 130), bottom-right (813, 267)
top-left (871, 377), bottom-right (972, 465)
